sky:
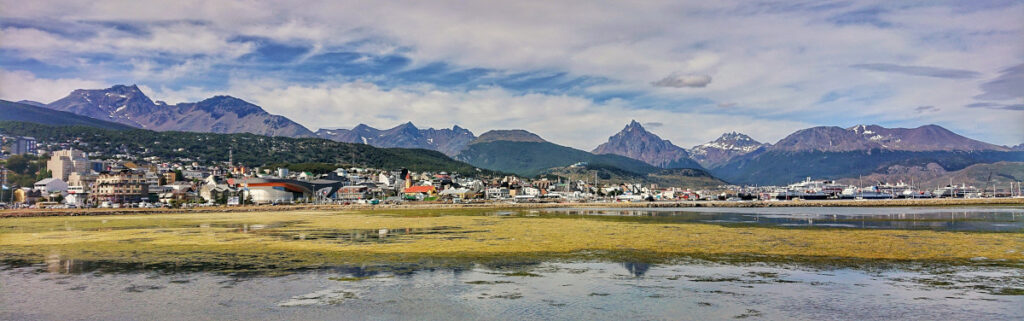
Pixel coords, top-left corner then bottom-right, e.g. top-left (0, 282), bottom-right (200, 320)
top-left (0, 0), bottom-right (1022, 149)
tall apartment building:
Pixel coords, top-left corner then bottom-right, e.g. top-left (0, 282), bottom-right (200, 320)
top-left (92, 170), bottom-right (149, 204)
top-left (47, 149), bottom-right (90, 182)
top-left (12, 137), bottom-right (37, 155)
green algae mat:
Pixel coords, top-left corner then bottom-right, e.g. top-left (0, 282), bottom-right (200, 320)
top-left (2, 209), bottom-right (1022, 273)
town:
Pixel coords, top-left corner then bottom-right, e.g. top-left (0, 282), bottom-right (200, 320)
top-left (2, 133), bottom-right (1020, 210)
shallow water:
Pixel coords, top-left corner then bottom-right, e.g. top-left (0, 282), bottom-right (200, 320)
top-left (2, 260), bottom-right (1022, 320)
top-left (542, 206), bottom-right (1024, 232)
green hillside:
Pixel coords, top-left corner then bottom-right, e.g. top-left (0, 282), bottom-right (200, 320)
top-left (546, 165), bottom-right (725, 189)
top-left (0, 99), bottom-right (135, 130)
top-left (0, 121), bottom-right (495, 175)
top-left (455, 140), bottom-right (662, 177)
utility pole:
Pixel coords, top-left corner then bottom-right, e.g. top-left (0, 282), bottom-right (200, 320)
top-left (1, 165), bottom-right (7, 204)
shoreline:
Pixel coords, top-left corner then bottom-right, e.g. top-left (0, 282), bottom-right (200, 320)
top-left (2, 197), bottom-right (1023, 218)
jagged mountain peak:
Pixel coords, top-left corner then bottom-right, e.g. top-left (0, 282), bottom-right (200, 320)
top-left (712, 131), bottom-right (757, 143)
top-left (592, 121), bottom-right (700, 169)
top-left (395, 121), bottom-right (417, 129)
top-left (689, 131), bottom-right (767, 168)
top-left (316, 122), bottom-right (478, 156)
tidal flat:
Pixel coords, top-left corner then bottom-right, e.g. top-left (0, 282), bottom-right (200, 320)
top-left (2, 207), bottom-right (1022, 320)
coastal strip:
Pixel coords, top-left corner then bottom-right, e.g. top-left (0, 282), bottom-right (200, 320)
top-left (2, 197), bottom-right (1023, 218)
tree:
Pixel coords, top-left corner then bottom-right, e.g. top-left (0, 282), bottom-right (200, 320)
top-left (4, 155), bottom-right (32, 174)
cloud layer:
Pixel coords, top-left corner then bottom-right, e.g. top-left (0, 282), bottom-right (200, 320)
top-left (850, 63), bottom-right (981, 79)
top-left (0, 0), bottom-right (1022, 146)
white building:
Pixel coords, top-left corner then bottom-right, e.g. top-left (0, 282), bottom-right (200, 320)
top-left (34, 178), bottom-right (68, 194)
top-left (248, 187), bottom-right (293, 204)
top-left (64, 193), bottom-right (85, 207)
top-left (47, 149), bottom-right (90, 182)
top-left (486, 187), bottom-right (510, 199)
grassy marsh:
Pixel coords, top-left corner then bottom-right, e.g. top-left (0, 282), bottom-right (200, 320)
top-left (1, 208), bottom-right (1022, 274)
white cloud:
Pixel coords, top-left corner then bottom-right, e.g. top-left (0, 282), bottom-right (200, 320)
top-left (0, 69), bottom-right (105, 103)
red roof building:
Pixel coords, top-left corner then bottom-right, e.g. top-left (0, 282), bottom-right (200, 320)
top-left (403, 185), bottom-right (437, 196)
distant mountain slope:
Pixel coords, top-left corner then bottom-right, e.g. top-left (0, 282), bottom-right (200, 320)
top-left (834, 162), bottom-right (1024, 191)
top-left (15, 100), bottom-right (47, 107)
top-left (771, 124), bottom-right (1008, 152)
top-left (707, 124), bottom-right (1020, 185)
top-left (592, 120), bottom-right (702, 169)
top-left (847, 124), bottom-right (1008, 151)
top-left (472, 129), bottom-right (546, 144)
top-left (456, 129), bottom-right (663, 177)
top-left (315, 122), bottom-right (475, 156)
top-left (0, 99), bottom-right (135, 130)
top-left (0, 121), bottom-right (493, 175)
top-left (545, 165), bottom-right (726, 189)
top-left (712, 149), bottom-right (1024, 185)
top-left (689, 132), bottom-right (768, 168)
top-left (42, 85), bottom-right (314, 137)
top-left (771, 126), bottom-right (882, 152)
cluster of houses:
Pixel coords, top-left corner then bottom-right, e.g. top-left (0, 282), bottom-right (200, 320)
top-left (0, 147), bottom-right (720, 208)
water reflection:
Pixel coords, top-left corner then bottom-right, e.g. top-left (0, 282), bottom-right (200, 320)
top-left (543, 207), bottom-right (1024, 232)
top-left (3, 260), bottom-right (1021, 320)
top-left (621, 262), bottom-right (651, 277)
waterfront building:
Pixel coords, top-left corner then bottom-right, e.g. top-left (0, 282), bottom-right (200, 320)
top-left (91, 170), bottom-right (150, 204)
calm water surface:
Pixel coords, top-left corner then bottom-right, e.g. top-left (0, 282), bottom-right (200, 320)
top-left (2, 206), bottom-right (1022, 320)
top-left (543, 206), bottom-right (1024, 232)
top-left (3, 260), bottom-right (1022, 320)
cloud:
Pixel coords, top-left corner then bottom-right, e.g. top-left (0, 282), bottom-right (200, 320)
top-left (1, 1), bottom-right (1023, 145)
top-left (717, 102), bottom-right (737, 108)
top-left (0, 69), bottom-right (105, 103)
top-left (974, 63), bottom-right (1024, 101)
top-left (643, 122), bottom-right (663, 128)
top-left (850, 63), bottom-right (981, 79)
top-left (914, 105), bottom-right (939, 113)
top-left (965, 102), bottom-right (1024, 111)
top-left (651, 74), bottom-right (712, 88)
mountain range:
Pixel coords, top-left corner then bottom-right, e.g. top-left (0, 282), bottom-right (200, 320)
top-left (455, 129), bottom-right (664, 177)
top-left (12, 84), bottom-right (1024, 185)
top-left (711, 124), bottom-right (1022, 185)
top-left (771, 124), bottom-right (1007, 152)
top-left (315, 122), bottom-right (475, 157)
top-left (40, 85), bottom-right (313, 137)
